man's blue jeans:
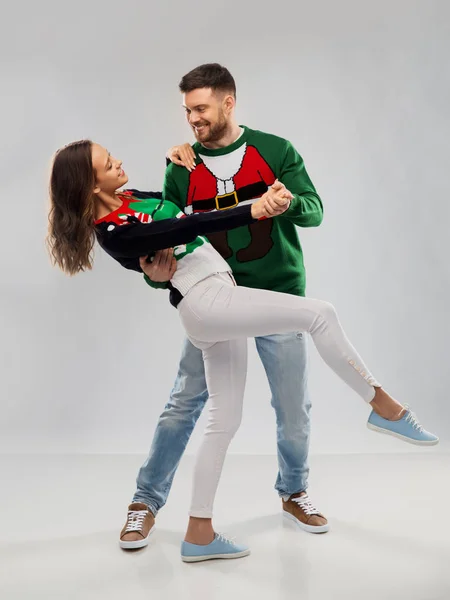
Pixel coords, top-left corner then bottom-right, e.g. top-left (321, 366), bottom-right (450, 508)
top-left (133, 332), bottom-right (311, 515)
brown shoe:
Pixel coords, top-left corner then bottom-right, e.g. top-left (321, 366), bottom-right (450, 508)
top-left (119, 502), bottom-right (155, 549)
top-left (282, 492), bottom-right (330, 533)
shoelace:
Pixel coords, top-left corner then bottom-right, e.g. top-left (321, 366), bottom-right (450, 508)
top-left (124, 510), bottom-right (148, 533)
top-left (216, 532), bottom-right (236, 545)
top-left (293, 495), bottom-right (320, 516)
top-left (404, 405), bottom-right (424, 432)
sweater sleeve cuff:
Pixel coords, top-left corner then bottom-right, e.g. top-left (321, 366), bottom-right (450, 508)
top-left (143, 274), bottom-right (169, 289)
top-left (283, 196), bottom-right (300, 217)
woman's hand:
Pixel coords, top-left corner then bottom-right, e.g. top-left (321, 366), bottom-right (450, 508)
top-left (166, 143), bottom-right (196, 172)
top-left (139, 249), bottom-right (177, 282)
top-left (251, 180), bottom-right (293, 219)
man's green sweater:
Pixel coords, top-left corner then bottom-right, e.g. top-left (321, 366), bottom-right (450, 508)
top-left (148, 126), bottom-right (323, 296)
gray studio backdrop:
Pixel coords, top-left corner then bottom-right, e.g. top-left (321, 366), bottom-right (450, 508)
top-left (1, 0), bottom-right (449, 454)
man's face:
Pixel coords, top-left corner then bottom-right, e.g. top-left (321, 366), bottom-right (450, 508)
top-left (183, 88), bottom-right (231, 144)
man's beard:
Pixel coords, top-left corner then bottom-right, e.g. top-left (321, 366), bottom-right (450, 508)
top-left (194, 113), bottom-right (229, 143)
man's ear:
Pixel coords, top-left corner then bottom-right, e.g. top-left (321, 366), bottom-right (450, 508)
top-left (223, 94), bottom-right (235, 114)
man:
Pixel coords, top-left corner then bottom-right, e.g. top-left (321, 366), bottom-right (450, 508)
top-left (119, 63), bottom-right (327, 550)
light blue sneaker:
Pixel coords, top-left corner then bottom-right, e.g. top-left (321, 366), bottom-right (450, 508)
top-left (367, 406), bottom-right (439, 446)
top-left (181, 533), bottom-right (250, 563)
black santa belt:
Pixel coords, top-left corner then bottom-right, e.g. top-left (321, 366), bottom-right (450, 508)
top-left (191, 181), bottom-right (268, 212)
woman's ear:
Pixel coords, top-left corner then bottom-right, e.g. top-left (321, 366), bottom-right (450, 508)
top-left (93, 185), bottom-right (101, 194)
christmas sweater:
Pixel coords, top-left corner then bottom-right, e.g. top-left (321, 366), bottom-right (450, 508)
top-left (159, 126), bottom-right (323, 296)
top-left (95, 189), bottom-right (257, 299)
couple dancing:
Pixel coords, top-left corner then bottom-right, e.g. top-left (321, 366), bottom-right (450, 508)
top-left (47, 63), bottom-right (438, 563)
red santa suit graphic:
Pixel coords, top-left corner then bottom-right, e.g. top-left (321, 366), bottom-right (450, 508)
top-left (185, 144), bottom-right (276, 262)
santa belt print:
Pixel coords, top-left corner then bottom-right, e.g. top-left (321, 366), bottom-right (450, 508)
top-left (192, 181), bottom-right (269, 212)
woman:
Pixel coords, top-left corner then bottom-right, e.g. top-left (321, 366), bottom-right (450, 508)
top-left (48, 140), bottom-right (438, 563)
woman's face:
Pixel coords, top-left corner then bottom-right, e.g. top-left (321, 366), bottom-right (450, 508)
top-left (92, 143), bottom-right (128, 194)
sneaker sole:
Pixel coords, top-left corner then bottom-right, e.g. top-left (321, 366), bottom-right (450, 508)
top-left (283, 510), bottom-right (330, 533)
top-left (367, 423), bottom-right (439, 446)
top-left (119, 525), bottom-right (155, 549)
top-left (181, 549), bottom-right (251, 563)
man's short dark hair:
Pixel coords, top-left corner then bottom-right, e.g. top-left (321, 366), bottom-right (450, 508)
top-left (179, 63), bottom-right (236, 97)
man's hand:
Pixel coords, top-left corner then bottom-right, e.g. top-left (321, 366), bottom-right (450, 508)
top-left (263, 180), bottom-right (292, 216)
top-left (139, 249), bottom-right (177, 282)
top-left (251, 180), bottom-right (293, 219)
top-left (166, 143), bottom-right (196, 172)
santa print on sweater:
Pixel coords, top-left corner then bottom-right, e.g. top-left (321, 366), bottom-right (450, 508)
top-left (186, 144), bottom-right (276, 262)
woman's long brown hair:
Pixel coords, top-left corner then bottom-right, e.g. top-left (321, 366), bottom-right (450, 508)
top-left (47, 140), bottom-right (97, 275)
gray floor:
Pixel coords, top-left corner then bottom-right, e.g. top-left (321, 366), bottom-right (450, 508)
top-left (1, 452), bottom-right (449, 600)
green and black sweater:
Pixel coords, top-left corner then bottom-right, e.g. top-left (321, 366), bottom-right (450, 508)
top-left (95, 189), bottom-right (257, 306)
top-left (152, 125), bottom-right (323, 297)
